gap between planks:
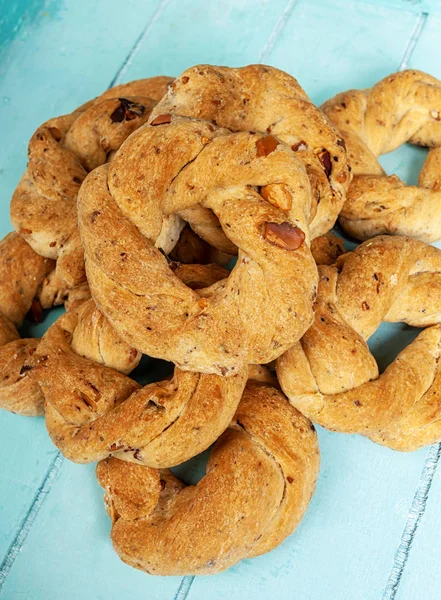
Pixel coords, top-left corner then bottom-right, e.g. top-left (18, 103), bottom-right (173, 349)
top-left (174, 576), bottom-right (195, 600)
top-left (382, 443), bottom-right (441, 600)
top-left (0, 452), bottom-right (64, 594)
top-left (258, 0), bottom-right (299, 64)
top-left (398, 12), bottom-right (428, 70)
top-left (108, 0), bottom-right (172, 87)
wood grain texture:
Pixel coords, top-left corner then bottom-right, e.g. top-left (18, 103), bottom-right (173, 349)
top-left (1, 0), bottom-right (441, 598)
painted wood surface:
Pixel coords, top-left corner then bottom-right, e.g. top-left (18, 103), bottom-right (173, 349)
top-left (0, 1), bottom-right (441, 598)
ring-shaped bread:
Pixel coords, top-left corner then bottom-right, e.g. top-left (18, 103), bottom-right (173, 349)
top-left (31, 265), bottom-right (248, 466)
top-left (96, 380), bottom-right (320, 575)
top-left (322, 70), bottom-right (441, 242)
top-left (78, 115), bottom-right (318, 375)
top-left (277, 235), bottom-right (441, 450)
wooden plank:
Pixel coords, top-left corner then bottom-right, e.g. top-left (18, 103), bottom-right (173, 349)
top-left (404, 13), bottom-right (441, 78)
top-left (110, 0), bottom-right (294, 82)
top-left (264, 0), bottom-right (418, 105)
top-left (1, 1), bottom-right (441, 599)
top-left (360, 0), bottom-right (441, 15)
top-left (0, 312), bottom-right (61, 563)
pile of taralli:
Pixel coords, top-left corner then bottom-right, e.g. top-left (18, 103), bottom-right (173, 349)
top-left (2, 65), bottom-right (441, 576)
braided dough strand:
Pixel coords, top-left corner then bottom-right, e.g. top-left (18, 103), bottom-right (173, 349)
top-left (277, 235), bottom-right (441, 450)
top-left (31, 264), bottom-right (248, 466)
top-left (96, 381), bottom-right (319, 575)
top-left (322, 70), bottom-right (441, 241)
top-left (0, 233), bottom-right (53, 415)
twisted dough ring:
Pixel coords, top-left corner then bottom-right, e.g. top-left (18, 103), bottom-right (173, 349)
top-left (10, 76), bottom-right (172, 286)
top-left (78, 115), bottom-right (318, 375)
top-left (149, 64), bottom-right (351, 241)
top-left (96, 380), bottom-right (319, 575)
top-left (277, 235), bottom-right (441, 451)
top-left (31, 263), bottom-right (248, 466)
top-left (322, 70), bottom-right (441, 241)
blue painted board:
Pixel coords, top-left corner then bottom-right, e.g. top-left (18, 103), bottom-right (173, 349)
top-left (361, 0), bottom-right (441, 14)
top-left (110, 0), bottom-right (293, 81)
top-left (265, 0), bottom-right (418, 106)
top-left (1, 1), bottom-right (441, 599)
top-left (0, 0), bottom-right (164, 238)
top-left (406, 13), bottom-right (441, 79)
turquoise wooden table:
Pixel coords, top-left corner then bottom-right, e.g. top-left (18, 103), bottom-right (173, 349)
top-left (1, 0), bottom-right (441, 598)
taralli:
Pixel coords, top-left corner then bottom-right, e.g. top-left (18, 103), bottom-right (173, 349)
top-left (322, 70), bottom-right (441, 241)
top-left (96, 380), bottom-right (320, 575)
top-left (150, 64), bottom-right (351, 239)
top-left (277, 235), bottom-right (441, 451)
top-left (79, 115), bottom-right (318, 375)
top-left (31, 265), bottom-right (248, 466)
top-left (10, 76), bottom-right (172, 286)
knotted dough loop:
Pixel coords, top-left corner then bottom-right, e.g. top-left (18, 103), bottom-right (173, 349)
top-left (79, 115), bottom-right (318, 375)
top-left (150, 64), bottom-right (351, 239)
top-left (31, 264), bottom-right (248, 466)
top-left (277, 235), bottom-right (441, 451)
top-left (322, 70), bottom-right (441, 241)
top-left (10, 76), bottom-right (172, 286)
top-left (96, 380), bottom-right (319, 575)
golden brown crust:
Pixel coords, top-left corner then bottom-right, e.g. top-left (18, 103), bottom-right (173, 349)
top-left (151, 64), bottom-right (351, 238)
top-left (78, 116), bottom-right (318, 375)
top-left (37, 270), bottom-right (91, 311)
top-left (96, 381), bottom-right (319, 575)
top-left (0, 232), bottom-right (94, 416)
top-left (31, 299), bottom-right (247, 467)
top-left (0, 233), bottom-right (54, 415)
top-left (322, 70), bottom-right (441, 241)
top-left (0, 233), bottom-right (54, 326)
top-left (10, 77), bottom-right (172, 285)
top-left (277, 235), bottom-right (441, 450)
top-left (310, 232), bottom-right (345, 265)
